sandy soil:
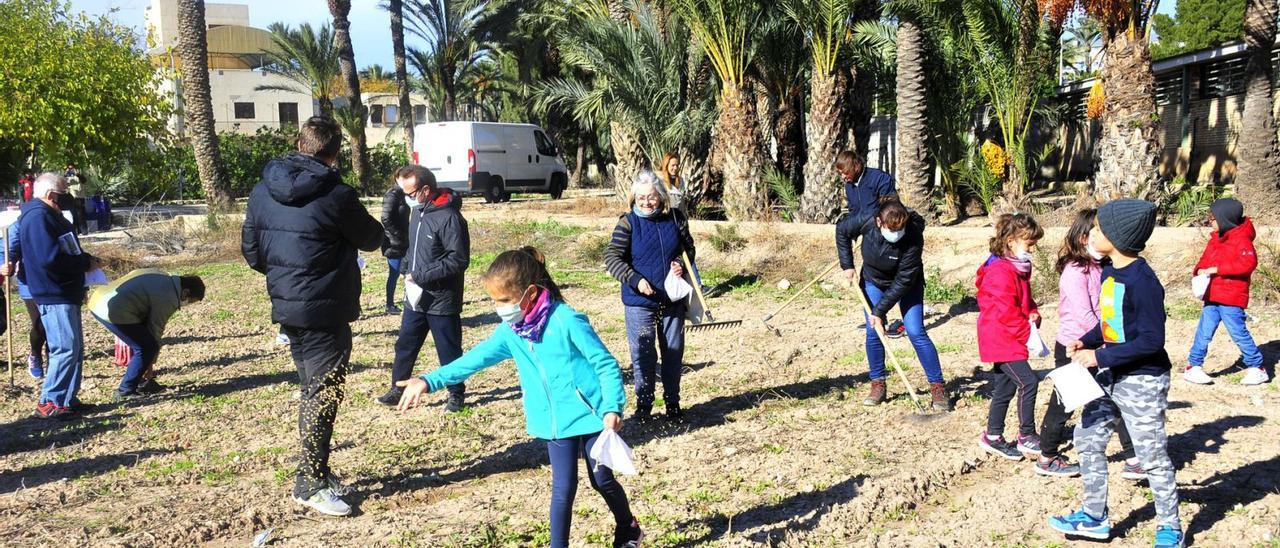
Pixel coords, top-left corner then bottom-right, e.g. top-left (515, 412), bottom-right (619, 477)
top-left (0, 195), bottom-right (1277, 547)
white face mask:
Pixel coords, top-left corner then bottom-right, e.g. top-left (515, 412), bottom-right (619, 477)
top-left (495, 302), bottom-right (523, 323)
top-left (404, 194), bottom-right (420, 208)
top-left (881, 228), bottom-right (905, 243)
top-left (1086, 243), bottom-right (1104, 261)
top-left (1014, 250), bottom-right (1034, 262)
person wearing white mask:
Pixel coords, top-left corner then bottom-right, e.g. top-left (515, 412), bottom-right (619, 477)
top-left (836, 194), bottom-right (948, 411)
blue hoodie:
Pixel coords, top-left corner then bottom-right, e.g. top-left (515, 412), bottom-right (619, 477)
top-left (15, 200), bottom-right (92, 305)
top-left (421, 302), bottom-right (626, 440)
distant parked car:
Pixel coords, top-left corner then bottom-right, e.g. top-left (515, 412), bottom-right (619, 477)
top-left (413, 121), bottom-right (570, 203)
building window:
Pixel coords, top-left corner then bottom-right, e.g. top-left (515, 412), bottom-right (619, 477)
top-left (1199, 57), bottom-right (1247, 99)
top-left (369, 104), bottom-right (383, 126)
top-left (233, 102), bottom-right (256, 119)
top-left (384, 105), bottom-right (399, 126)
top-left (279, 102), bottom-right (299, 128)
top-left (1154, 72), bottom-right (1183, 106)
top-left (413, 104), bottom-right (427, 124)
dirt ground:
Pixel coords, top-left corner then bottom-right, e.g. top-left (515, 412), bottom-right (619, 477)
top-left (1, 195), bottom-right (1278, 547)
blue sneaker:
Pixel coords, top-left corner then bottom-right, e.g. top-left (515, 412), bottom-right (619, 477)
top-left (27, 354), bottom-right (43, 379)
top-left (1048, 508), bottom-right (1111, 540)
top-left (1154, 525), bottom-right (1184, 548)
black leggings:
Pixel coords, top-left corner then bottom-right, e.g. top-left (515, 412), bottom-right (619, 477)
top-left (1040, 342), bottom-right (1135, 459)
top-left (988, 360), bottom-right (1039, 438)
top-left (24, 299), bottom-right (46, 358)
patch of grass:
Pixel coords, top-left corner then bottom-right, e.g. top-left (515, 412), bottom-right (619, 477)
top-left (505, 219), bottom-right (586, 239)
top-left (707, 224), bottom-right (746, 253)
top-left (273, 466), bottom-right (295, 485)
top-left (924, 267), bottom-right (971, 304)
top-left (147, 459), bottom-right (196, 479)
top-left (1167, 302), bottom-right (1201, 321)
top-left (763, 443), bottom-right (786, 454)
top-left (1254, 242), bottom-right (1280, 305)
top-left (687, 489), bottom-right (724, 503)
top-left (936, 343), bottom-right (965, 354)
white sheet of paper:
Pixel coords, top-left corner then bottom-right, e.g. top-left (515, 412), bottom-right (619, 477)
top-left (58, 232), bottom-right (82, 256)
top-left (1047, 361), bottom-right (1106, 412)
top-left (663, 269), bottom-right (692, 302)
top-left (1191, 274), bottom-right (1210, 300)
top-left (85, 268), bottom-right (108, 286)
top-left (405, 278), bottom-right (423, 310)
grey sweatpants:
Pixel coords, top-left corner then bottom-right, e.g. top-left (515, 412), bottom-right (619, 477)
top-left (1074, 372), bottom-right (1180, 528)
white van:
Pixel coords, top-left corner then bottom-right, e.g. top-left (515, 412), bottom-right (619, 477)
top-left (413, 122), bottom-right (570, 203)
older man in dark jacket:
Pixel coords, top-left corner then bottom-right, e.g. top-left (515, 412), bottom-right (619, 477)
top-left (241, 116), bottom-right (383, 517)
top-left (376, 165), bottom-right (470, 411)
top-left (381, 180), bottom-right (411, 314)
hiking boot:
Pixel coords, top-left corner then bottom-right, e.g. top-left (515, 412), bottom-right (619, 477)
top-left (137, 378), bottom-right (165, 394)
top-left (979, 432), bottom-right (1023, 461)
top-left (863, 380), bottom-right (887, 406)
top-left (27, 354), bottom-right (43, 379)
top-left (1121, 460), bottom-right (1147, 481)
top-left (1017, 433), bottom-right (1043, 455)
top-left (34, 401), bottom-right (73, 420)
top-left (1047, 508), bottom-right (1111, 540)
top-left (614, 518), bottom-right (644, 548)
top-left (1034, 455), bottom-right (1081, 477)
top-left (1182, 366), bottom-right (1212, 385)
top-left (1153, 525), bottom-right (1185, 548)
top-left (1241, 367), bottom-right (1269, 386)
top-left (885, 319), bottom-right (906, 339)
top-left (445, 392), bottom-right (466, 413)
top-left (632, 405), bottom-right (652, 422)
top-left (929, 382), bottom-right (949, 411)
top-left (665, 404), bottom-right (685, 423)
top-left (376, 388), bottom-right (403, 407)
top-left (293, 487), bottom-right (352, 517)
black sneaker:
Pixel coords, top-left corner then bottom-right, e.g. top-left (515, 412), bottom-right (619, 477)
top-left (978, 432), bottom-right (1023, 461)
top-left (445, 392), bottom-right (465, 413)
top-left (376, 388), bottom-right (403, 407)
top-left (386, 304), bottom-right (401, 315)
top-left (113, 390), bottom-right (142, 403)
top-left (137, 378), bottom-right (166, 394)
top-left (1017, 433), bottom-right (1042, 455)
top-left (614, 518), bottom-right (644, 548)
top-left (665, 404), bottom-right (685, 423)
top-left (886, 319), bottom-right (906, 339)
top-left (632, 405), bottom-right (652, 422)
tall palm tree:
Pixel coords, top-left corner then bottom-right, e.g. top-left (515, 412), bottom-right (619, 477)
top-left (1235, 0), bottom-right (1280, 222)
top-left (387, 0), bottom-right (416, 154)
top-left (893, 15), bottom-right (934, 215)
top-left (329, 0), bottom-right (372, 192)
top-left (359, 64), bottom-right (392, 80)
top-left (176, 0), bottom-right (232, 211)
top-left (675, 0), bottom-right (769, 220)
top-left (782, 0), bottom-right (857, 222)
top-left (256, 23), bottom-right (340, 116)
top-left (751, 19), bottom-right (808, 196)
top-left (604, 0), bottom-right (647, 201)
top-left (405, 0), bottom-right (521, 120)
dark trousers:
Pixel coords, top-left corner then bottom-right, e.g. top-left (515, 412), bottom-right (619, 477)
top-left (24, 299), bottom-right (46, 358)
top-left (281, 323), bottom-right (352, 499)
top-left (1040, 342), bottom-right (1136, 459)
top-left (987, 360), bottom-right (1039, 438)
top-left (623, 305), bottom-right (685, 409)
top-left (95, 317), bottom-right (159, 393)
top-left (71, 198), bottom-right (86, 234)
top-left (386, 257), bottom-right (402, 307)
top-left (548, 432), bottom-right (634, 548)
top-left (391, 309), bottom-right (464, 396)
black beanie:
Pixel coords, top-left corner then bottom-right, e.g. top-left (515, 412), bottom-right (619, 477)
top-left (1097, 199), bottom-right (1157, 254)
top-left (1209, 198), bottom-right (1243, 236)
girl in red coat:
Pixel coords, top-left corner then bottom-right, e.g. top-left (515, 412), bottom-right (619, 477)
top-left (1184, 198), bottom-right (1265, 386)
top-left (976, 212), bottom-right (1045, 461)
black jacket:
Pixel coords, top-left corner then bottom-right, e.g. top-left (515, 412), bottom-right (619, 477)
top-left (241, 152), bottom-right (383, 328)
top-left (836, 209), bottom-right (926, 319)
top-left (381, 185), bottom-right (410, 259)
top-left (404, 188), bottom-right (470, 315)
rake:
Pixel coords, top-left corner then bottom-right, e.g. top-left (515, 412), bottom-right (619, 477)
top-left (761, 260), bottom-right (840, 336)
top-left (681, 251), bottom-right (741, 332)
top-left (846, 280), bottom-right (932, 415)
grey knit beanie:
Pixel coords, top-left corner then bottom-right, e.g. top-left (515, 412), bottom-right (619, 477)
top-left (1097, 199), bottom-right (1157, 254)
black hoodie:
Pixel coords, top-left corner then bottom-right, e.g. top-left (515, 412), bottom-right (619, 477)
top-left (403, 188), bottom-right (470, 315)
top-left (241, 152), bottom-right (383, 328)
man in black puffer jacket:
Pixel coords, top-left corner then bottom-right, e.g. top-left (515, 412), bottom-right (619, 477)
top-left (377, 165), bottom-right (471, 411)
top-left (241, 116), bottom-right (383, 517)
top-left (381, 181), bottom-right (411, 314)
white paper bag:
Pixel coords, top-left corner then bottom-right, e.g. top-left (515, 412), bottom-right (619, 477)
top-left (1026, 320), bottom-right (1050, 358)
top-left (663, 269), bottom-right (692, 302)
top-left (1047, 361), bottom-right (1106, 412)
top-left (589, 429), bottom-right (637, 476)
top-left (1191, 274), bottom-right (1210, 300)
top-left (84, 268), bottom-right (108, 286)
top-left (404, 278), bottom-right (424, 310)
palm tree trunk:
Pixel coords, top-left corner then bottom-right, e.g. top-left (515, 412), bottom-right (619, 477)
top-left (1094, 31), bottom-right (1161, 199)
top-left (609, 122), bottom-right (646, 201)
top-left (894, 19), bottom-right (934, 215)
top-left (1236, 0), bottom-right (1280, 223)
top-left (774, 85), bottom-right (806, 190)
top-left (329, 0), bottom-right (372, 193)
top-left (847, 0), bottom-right (880, 157)
top-left (176, 0), bottom-right (232, 212)
top-left (719, 83), bottom-right (768, 221)
top-left (800, 70), bottom-right (848, 222)
top-left (390, 0), bottom-right (414, 155)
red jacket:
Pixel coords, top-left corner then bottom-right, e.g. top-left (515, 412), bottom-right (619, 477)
top-left (1194, 218), bottom-right (1257, 309)
top-left (976, 255), bottom-right (1039, 363)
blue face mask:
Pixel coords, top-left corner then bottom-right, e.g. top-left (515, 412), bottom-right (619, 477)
top-left (633, 205), bottom-right (656, 218)
top-left (881, 228), bottom-right (905, 243)
top-left (405, 195), bottom-right (420, 209)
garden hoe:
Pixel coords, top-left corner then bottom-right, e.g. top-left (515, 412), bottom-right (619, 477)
top-left (846, 281), bottom-right (943, 419)
top-left (681, 252), bottom-right (741, 333)
top-left (761, 260), bottom-right (840, 337)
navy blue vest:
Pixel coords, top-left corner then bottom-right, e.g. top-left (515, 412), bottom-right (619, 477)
top-left (621, 211), bottom-right (682, 308)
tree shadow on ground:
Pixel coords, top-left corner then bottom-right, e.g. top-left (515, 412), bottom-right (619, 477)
top-left (704, 274), bottom-right (760, 298)
top-left (121, 368), bottom-right (298, 411)
top-left (462, 312), bottom-right (500, 329)
top-left (463, 385), bottom-right (521, 407)
top-left (0, 411), bottom-right (134, 457)
top-left (1210, 340), bottom-right (1280, 379)
top-left (167, 350), bottom-right (276, 372)
top-left (1109, 414), bottom-right (1267, 538)
top-left (0, 448), bottom-right (173, 494)
top-left (675, 475), bottom-right (869, 546)
top-left (1182, 454), bottom-right (1280, 543)
top-left (165, 331), bottom-right (263, 346)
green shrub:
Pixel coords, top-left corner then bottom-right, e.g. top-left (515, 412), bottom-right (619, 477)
top-left (923, 267), bottom-right (971, 303)
top-left (764, 167), bottom-right (800, 221)
top-left (707, 223), bottom-right (747, 253)
top-left (1166, 180), bottom-right (1220, 227)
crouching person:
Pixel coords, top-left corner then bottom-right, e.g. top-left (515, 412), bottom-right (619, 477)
top-left (88, 269), bottom-right (205, 400)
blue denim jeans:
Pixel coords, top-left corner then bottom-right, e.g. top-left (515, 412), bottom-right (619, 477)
top-left (94, 316), bottom-right (159, 393)
top-left (547, 431), bottom-right (634, 548)
top-left (863, 280), bottom-right (944, 384)
top-left (623, 305), bottom-right (684, 408)
top-left (1188, 303), bottom-right (1263, 369)
top-left (386, 257), bottom-right (402, 307)
top-left (38, 304), bottom-right (84, 407)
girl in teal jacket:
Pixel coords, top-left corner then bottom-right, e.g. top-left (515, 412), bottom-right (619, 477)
top-left (397, 247), bottom-right (643, 548)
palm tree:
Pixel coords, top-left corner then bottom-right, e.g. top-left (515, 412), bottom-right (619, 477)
top-left (781, 0), bottom-right (857, 222)
top-left (359, 64), bottom-right (392, 80)
top-left (404, 0), bottom-right (521, 121)
top-left (387, 0), bottom-right (416, 154)
top-left (176, 0), bottom-right (232, 211)
top-left (674, 0), bottom-right (769, 220)
top-left (893, 15), bottom-right (934, 215)
top-left (329, 0), bottom-right (372, 192)
top-left (605, 0), bottom-right (647, 202)
top-left (751, 19), bottom-right (808, 198)
top-left (1234, 0), bottom-right (1280, 222)
top-left (257, 23), bottom-right (340, 116)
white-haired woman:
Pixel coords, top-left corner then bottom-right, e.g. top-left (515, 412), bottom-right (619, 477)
top-left (603, 171), bottom-right (697, 422)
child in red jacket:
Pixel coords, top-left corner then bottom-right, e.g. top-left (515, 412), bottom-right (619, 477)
top-left (1184, 198), bottom-right (1265, 386)
top-left (976, 212), bottom-right (1045, 461)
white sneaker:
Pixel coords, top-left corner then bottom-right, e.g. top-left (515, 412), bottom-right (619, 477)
top-left (275, 333), bottom-right (291, 345)
top-left (1241, 368), bottom-right (1269, 386)
top-left (1183, 367), bottom-right (1213, 385)
top-left (294, 487), bottom-right (351, 516)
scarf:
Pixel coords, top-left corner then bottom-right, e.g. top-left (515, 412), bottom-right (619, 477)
top-left (513, 288), bottom-right (554, 342)
top-left (1010, 257), bottom-right (1033, 274)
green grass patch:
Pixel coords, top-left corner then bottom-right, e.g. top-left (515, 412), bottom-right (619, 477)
top-left (924, 267), bottom-right (971, 303)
